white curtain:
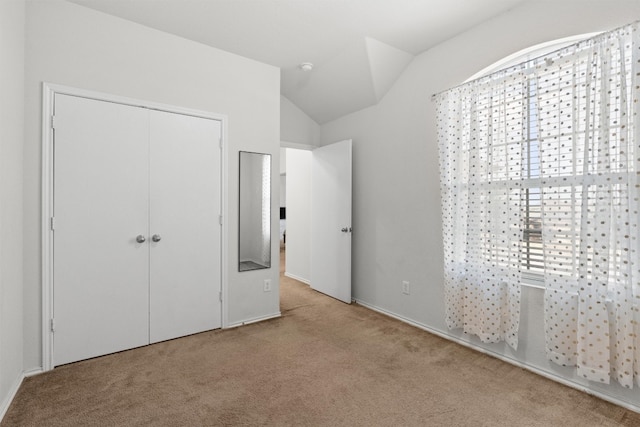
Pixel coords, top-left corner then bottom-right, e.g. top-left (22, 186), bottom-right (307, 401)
top-left (436, 67), bottom-right (527, 350)
top-left (436, 21), bottom-right (640, 387)
top-left (538, 23), bottom-right (640, 388)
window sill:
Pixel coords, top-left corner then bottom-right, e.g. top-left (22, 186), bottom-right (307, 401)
top-left (521, 272), bottom-right (545, 290)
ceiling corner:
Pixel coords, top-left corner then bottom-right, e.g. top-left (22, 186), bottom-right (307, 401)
top-left (364, 37), bottom-right (414, 102)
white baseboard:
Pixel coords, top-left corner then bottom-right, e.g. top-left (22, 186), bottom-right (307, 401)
top-left (23, 367), bottom-right (44, 378)
top-left (0, 372), bottom-right (24, 422)
top-left (354, 298), bottom-right (640, 415)
top-left (284, 272), bottom-right (310, 285)
top-left (226, 312), bottom-right (281, 329)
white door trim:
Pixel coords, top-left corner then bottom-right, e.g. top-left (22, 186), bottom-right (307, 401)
top-left (41, 82), bottom-right (229, 371)
top-left (280, 140), bottom-right (317, 151)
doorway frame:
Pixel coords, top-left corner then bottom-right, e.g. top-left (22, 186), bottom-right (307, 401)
top-left (279, 142), bottom-right (315, 287)
top-left (41, 82), bottom-right (229, 371)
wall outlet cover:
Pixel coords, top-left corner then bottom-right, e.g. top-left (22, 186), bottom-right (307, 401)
top-left (402, 281), bottom-right (410, 295)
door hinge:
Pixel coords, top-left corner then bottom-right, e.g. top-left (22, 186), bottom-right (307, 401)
top-left (219, 137), bottom-right (222, 149)
top-left (50, 217), bottom-right (55, 231)
top-left (219, 215), bottom-right (223, 225)
top-left (51, 115), bottom-right (56, 129)
top-left (50, 318), bottom-right (55, 332)
top-left (219, 291), bottom-right (222, 302)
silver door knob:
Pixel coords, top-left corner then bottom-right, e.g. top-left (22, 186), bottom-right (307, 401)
top-left (152, 234), bottom-right (162, 242)
top-left (136, 235), bottom-right (146, 243)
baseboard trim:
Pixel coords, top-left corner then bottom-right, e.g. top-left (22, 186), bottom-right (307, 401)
top-left (226, 312), bottom-right (281, 329)
top-left (284, 272), bottom-right (310, 285)
top-left (354, 298), bottom-right (640, 414)
top-left (23, 368), bottom-right (44, 378)
top-left (0, 372), bottom-right (24, 422)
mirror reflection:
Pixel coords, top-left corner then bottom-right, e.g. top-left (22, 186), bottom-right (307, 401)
top-left (239, 151), bottom-right (271, 271)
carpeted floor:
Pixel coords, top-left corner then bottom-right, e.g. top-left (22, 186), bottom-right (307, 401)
top-left (3, 251), bottom-right (640, 426)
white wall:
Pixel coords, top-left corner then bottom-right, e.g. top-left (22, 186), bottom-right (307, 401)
top-left (285, 149), bottom-right (312, 283)
top-left (320, 1), bottom-right (640, 410)
top-left (0, 0), bottom-right (25, 416)
top-left (23, 0), bottom-right (280, 371)
top-left (281, 95), bottom-right (320, 147)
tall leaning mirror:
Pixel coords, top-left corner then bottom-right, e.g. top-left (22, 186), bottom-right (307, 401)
top-left (239, 151), bottom-right (271, 271)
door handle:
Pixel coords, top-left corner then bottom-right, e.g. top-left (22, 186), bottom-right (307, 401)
top-left (341, 227), bottom-right (352, 233)
top-left (152, 234), bottom-right (162, 242)
top-left (136, 235), bottom-right (146, 243)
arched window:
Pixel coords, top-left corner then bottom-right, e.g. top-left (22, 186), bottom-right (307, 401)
top-left (466, 33), bottom-right (600, 82)
top-left (436, 22), bottom-right (640, 387)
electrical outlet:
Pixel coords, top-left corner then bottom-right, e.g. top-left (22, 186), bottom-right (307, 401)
top-left (264, 279), bottom-right (272, 292)
top-left (402, 281), bottom-right (410, 295)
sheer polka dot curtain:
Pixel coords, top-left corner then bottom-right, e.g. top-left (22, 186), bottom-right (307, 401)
top-left (436, 21), bottom-right (640, 387)
top-left (436, 72), bottom-right (527, 350)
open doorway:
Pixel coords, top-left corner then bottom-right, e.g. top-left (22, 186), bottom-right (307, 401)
top-left (279, 141), bottom-right (353, 305)
top-left (279, 146), bottom-right (313, 288)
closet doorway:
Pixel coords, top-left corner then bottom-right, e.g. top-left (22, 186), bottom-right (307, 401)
top-left (43, 87), bottom-right (226, 368)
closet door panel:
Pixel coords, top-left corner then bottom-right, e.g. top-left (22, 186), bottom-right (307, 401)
top-left (149, 111), bottom-right (222, 343)
top-left (53, 94), bottom-right (150, 366)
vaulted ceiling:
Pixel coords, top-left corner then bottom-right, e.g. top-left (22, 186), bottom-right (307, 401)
top-left (70, 0), bottom-right (525, 124)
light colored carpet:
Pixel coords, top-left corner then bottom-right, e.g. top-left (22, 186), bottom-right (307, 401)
top-left (3, 251), bottom-right (640, 426)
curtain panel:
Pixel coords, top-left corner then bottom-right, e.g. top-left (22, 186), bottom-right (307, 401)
top-left (537, 24), bottom-right (640, 388)
top-left (436, 70), bottom-right (528, 350)
top-left (436, 21), bottom-right (640, 387)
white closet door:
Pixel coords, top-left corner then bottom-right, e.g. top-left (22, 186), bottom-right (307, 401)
top-left (53, 94), bottom-right (150, 366)
top-left (149, 110), bottom-right (222, 343)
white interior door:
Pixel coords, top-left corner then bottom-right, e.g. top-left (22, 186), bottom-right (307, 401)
top-left (310, 140), bottom-right (352, 303)
top-left (53, 94), bottom-right (150, 366)
top-left (149, 111), bottom-right (222, 343)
